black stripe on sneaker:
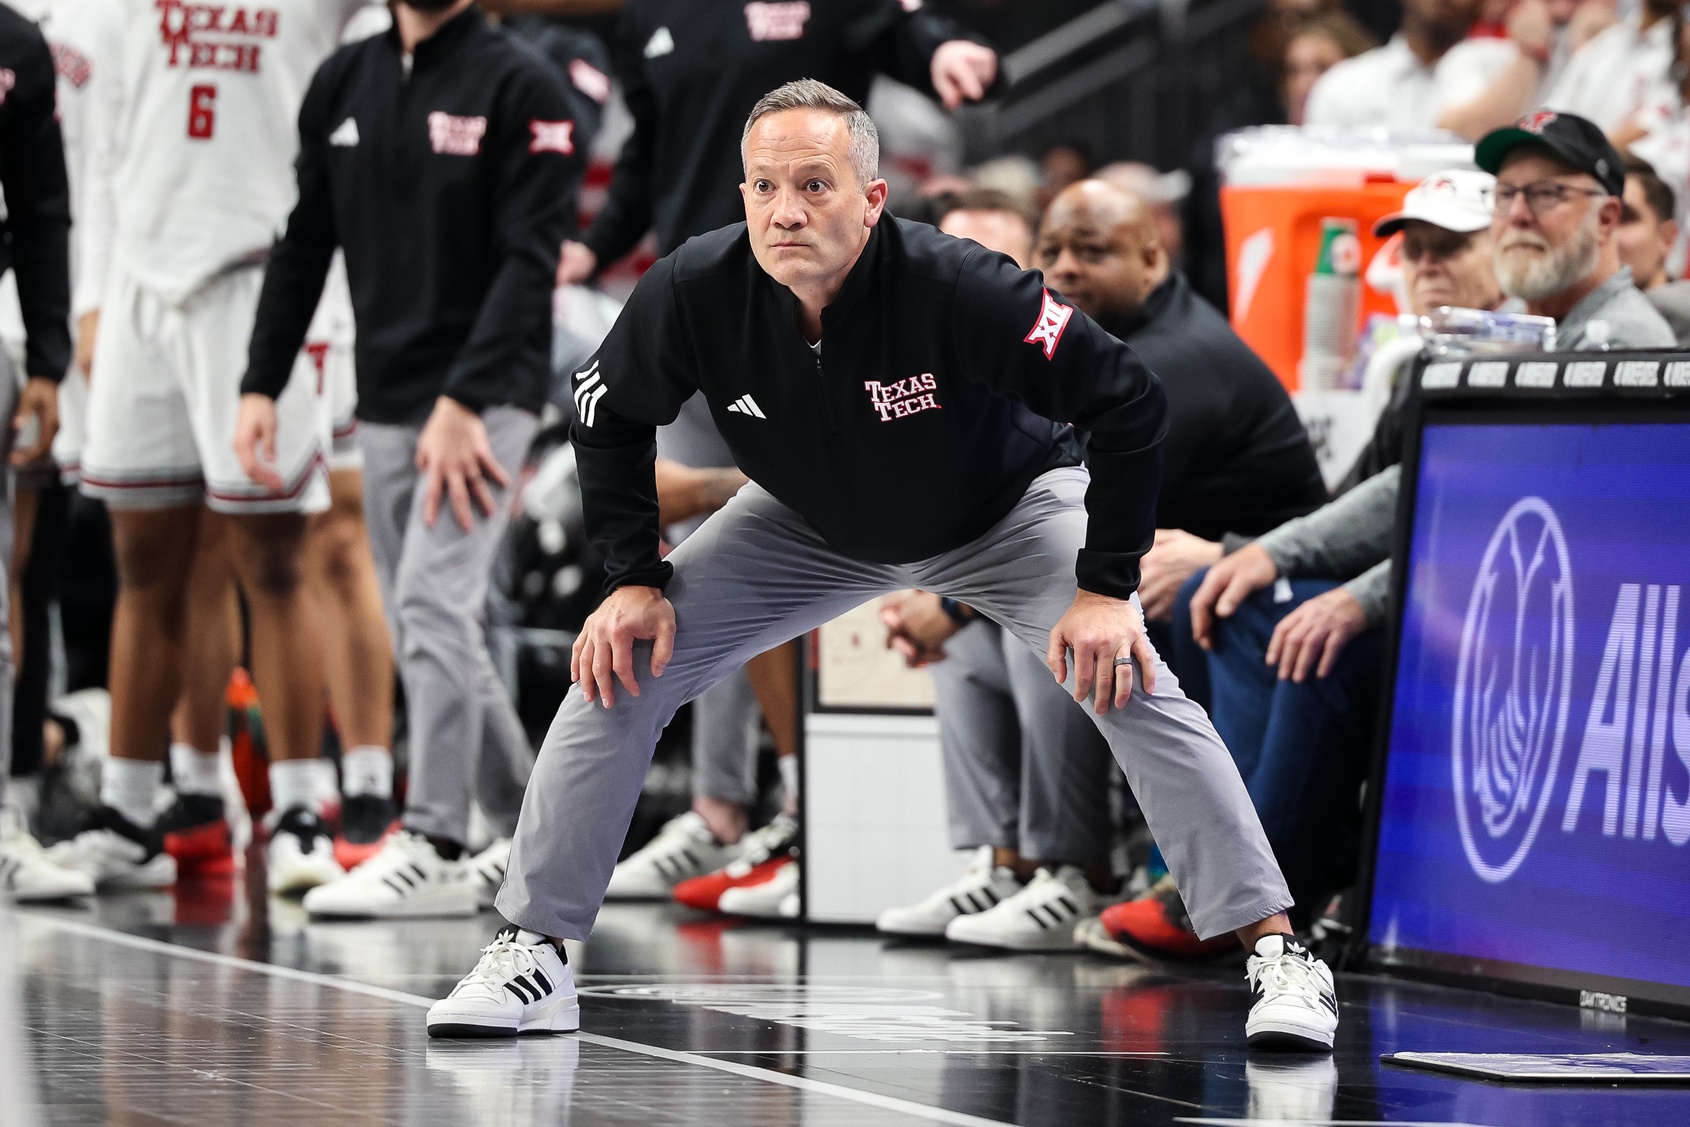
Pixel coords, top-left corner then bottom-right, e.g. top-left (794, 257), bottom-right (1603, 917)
top-left (1057, 895), bottom-right (1078, 916)
top-left (981, 887), bottom-right (1000, 907)
top-left (505, 979), bottom-right (536, 1004)
top-left (950, 894), bottom-right (967, 915)
top-left (1027, 907), bottom-right (1051, 930)
top-left (383, 876), bottom-right (408, 895)
top-left (531, 969), bottom-right (552, 995)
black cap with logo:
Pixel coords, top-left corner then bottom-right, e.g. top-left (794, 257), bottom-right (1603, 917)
top-left (1475, 110), bottom-right (1625, 197)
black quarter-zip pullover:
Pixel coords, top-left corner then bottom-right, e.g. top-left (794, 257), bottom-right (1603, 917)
top-left (583, 0), bottom-right (971, 265)
top-left (572, 219), bottom-right (1168, 601)
top-left (243, 7), bottom-right (583, 423)
top-left (0, 3), bottom-right (71, 382)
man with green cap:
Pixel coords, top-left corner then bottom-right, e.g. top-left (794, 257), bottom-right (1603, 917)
top-left (1476, 110), bottom-right (1675, 349)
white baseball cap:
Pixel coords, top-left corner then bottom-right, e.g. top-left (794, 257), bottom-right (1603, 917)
top-left (1373, 168), bottom-right (1496, 237)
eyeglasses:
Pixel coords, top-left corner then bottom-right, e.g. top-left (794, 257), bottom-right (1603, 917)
top-left (1491, 181), bottom-right (1606, 217)
top-left (1401, 228), bottom-right (1474, 263)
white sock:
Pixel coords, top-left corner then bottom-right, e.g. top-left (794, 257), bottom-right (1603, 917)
top-left (269, 759), bottom-right (320, 815)
top-left (779, 754), bottom-right (799, 816)
top-left (102, 758), bottom-right (164, 830)
top-left (341, 745), bottom-right (394, 799)
top-left (169, 742), bottom-right (222, 797)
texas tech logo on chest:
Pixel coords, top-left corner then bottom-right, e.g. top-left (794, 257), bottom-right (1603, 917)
top-left (156, 0), bottom-right (278, 73)
top-left (429, 112), bottom-right (487, 156)
top-left (862, 373), bottom-right (941, 422)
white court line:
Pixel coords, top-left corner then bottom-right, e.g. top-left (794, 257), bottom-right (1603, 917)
top-left (17, 913), bottom-right (1022, 1127)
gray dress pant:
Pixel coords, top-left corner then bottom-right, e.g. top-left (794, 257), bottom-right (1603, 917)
top-left (931, 618), bottom-right (1114, 864)
top-left (498, 468), bottom-right (1291, 941)
top-left (657, 393), bottom-right (761, 806)
top-left (359, 406), bottom-right (539, 845)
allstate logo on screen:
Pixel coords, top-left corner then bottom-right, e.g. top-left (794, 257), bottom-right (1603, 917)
top-left (1452, 497), bottom-right (1576, 883)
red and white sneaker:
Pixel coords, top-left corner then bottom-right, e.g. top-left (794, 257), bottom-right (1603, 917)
top-left (157, 794), bottom-right (235, 877)
top-left (1075, 875), bottom-right (1238, 963)
top-left (717, 856), bottom-right (800, 919)
top-left (672, 814), bottom-right (797, 912)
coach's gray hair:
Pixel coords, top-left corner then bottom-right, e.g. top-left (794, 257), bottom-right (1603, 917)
top-left (741, 79), bottom-right (880, 185)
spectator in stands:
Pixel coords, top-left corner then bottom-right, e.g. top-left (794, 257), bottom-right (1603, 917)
top-left (1617, 156), bottom-right (1690, 344)
top-left (1184, 9), bottom-right (1374, 310)
top-left (1092, 170), bottom-right (1507, 961)
top-left (1479, 112), bottom-right (1676, 347)
top-left (935, 188), bottom-right (1036, 268)
top-left (1034, 141), bottom-right (1093, 213)
top-left (875, 180), bottom-right (1325, 953)
top-left (1283, 11), bottom-right (1378, 126)
top-left (1542, 0), bottom-right (1675, 133)
top-left (1304, 0), bottom-right (1517, 130)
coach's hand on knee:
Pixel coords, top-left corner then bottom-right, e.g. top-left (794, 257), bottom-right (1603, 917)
top-left (416, 395), bottom-right (511, 532)
top-left (1189, 542), bottom-right (1278, 651)
top-left (1046, 590), bottom-right (1156, 715)
top-left (572, 585), bottom-right (677, 708)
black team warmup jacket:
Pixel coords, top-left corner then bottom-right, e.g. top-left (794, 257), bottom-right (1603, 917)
top-left (243, 7), bottom-right (583, 422)
top-left (571, 219), bottom-right (1168, 602)
top-left (583, 0), bottom-right (977, 265)
top-left (0, 2), bottom-right (71, 383)
top-left (1104, 271), bottom-right (1327, 540)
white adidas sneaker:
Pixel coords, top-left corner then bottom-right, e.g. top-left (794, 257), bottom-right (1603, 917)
top-left (468, 837), bottom-right (512, 910)
top-left (46, 806), bottom-right (177, 890)
top-left (427, 926), bottom-right (580, 1038)
top-left (267, 807), bottom-right (345, 896)
top-left (1244, 935), bottom-right (1338, 1052)
top-left (944, 865), bottom-right (1106, 951)
top-left (1, 809), bottom-right (94, 902)
top-left (605, 811), bottom-right (734, 899)
top-left (302, 830), bottom-right (478, 918)
top-left (876, 846), bottom-right (1024, 937)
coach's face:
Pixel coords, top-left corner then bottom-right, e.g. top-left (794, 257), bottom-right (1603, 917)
top-left (742, 109), bottom-right (888, 297)
top-left (1035, 180), bottom-right (1167, 324)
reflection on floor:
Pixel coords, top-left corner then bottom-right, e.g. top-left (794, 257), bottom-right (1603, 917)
top-left (4, 873), bottom-right (1690, 1126)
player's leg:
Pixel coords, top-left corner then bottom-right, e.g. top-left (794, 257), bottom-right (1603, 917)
top-left (876, 618), bottom-right (1027, 938)
top-left (191, 266), bottom-right (339, 896)
top-left (0, 372), bottom-right (93, 902)
top-left (916, 467), bottom-right (1335, 1051)
top-left (52, 273), bottom-right (203, 890)
top-left (308, 464), bottom-right (399, 870)
top-left (156, 509), bottom-right (240, 877)
top-left (304, 405), bottom-right (536, 918)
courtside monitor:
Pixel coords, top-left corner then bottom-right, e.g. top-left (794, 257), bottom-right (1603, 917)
top-left (1363, 353), bottom-right (1690, 1017)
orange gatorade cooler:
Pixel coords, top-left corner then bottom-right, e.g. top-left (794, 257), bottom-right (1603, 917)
top-left (1216, 128), bottom-right (1474, 389)
top-left (1222, 180), bottom-right (1409, 389)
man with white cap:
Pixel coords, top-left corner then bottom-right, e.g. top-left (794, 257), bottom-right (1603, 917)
top-left (1091, 170), bottom-right (1503, 962)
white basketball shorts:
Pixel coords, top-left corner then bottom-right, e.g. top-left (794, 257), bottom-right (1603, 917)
top-left (81, 263), bottom-right (330, 514)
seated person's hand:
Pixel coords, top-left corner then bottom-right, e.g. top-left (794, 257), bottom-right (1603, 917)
top-left (1138, 528), bottom-right (1223, 623)
top-left (1189, 541), bottom-right (1279, 650)
top-left (1265, 587), bottom-right (1368, 683)
top-left (879, 590), bottom-right (964, 668)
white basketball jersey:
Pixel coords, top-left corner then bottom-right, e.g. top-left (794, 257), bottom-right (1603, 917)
top-left (100, 0), bottom-right (373, 303)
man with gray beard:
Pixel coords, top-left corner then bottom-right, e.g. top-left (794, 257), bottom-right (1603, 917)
top-left (1475, 111), bottom-right (1674, 349)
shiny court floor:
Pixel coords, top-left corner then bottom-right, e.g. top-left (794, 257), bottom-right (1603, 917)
top-left (4, 872), bottom-right (1690, 1126)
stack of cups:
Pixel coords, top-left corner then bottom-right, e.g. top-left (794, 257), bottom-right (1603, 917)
top-left (1299, 217), bottom-right (1361, 391)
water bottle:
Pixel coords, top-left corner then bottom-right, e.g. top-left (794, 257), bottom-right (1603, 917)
top-left (1418, 306), bottom-right (1557, 357)
top-left (1299, 218), bottom-right (1361, 391)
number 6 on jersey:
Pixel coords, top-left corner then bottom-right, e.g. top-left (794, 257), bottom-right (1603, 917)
top-left (188, 84), bottom-right (216, 140)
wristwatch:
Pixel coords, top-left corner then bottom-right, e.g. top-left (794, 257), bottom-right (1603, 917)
top-left (938, 597), bottom-right (975, 626)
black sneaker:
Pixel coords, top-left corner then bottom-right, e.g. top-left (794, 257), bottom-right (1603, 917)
top-left (335, 794), bottom-right (400, 870)
top-left (44, 805), bottom-right (177, 889)
top-left (156, 793), bottom-right (234, 875)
